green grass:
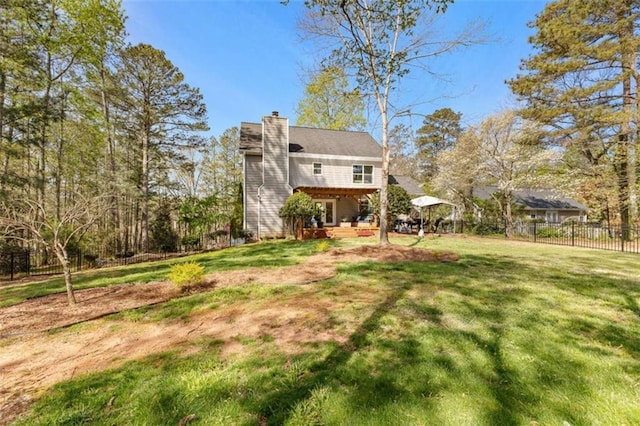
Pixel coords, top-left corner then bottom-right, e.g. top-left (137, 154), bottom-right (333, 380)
top-left (0, 239), bottom-right (331, 307)
top-left (10, 236), bottom-right (640, 425)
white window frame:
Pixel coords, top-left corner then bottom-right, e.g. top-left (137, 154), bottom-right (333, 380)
top-left (353, 164), bottom-right (373, 184)
top-left (312, 162), bottom-right (322, 175)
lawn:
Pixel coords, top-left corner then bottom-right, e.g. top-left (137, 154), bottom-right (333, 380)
top-left (8, 236), bottom-right (640, 425)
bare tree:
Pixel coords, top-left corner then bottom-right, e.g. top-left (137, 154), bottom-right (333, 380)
top-left (0, 193), bottom-right (112, 305)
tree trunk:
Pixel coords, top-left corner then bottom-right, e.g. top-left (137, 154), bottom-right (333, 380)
top-left (53, 243), bottom-right (76, 306)
top-left (379, 112), bottom-right (390, 245)
top-left (141, 128), bottom-right (150, 252)
top-left (296, 217), bottom-right (304, 240)
top-left (504, 192), bottom-right (513, 239)
top-left (618, 2), bottom-right (633, 239)
top-left (99, 62), bottom-right (122, 249)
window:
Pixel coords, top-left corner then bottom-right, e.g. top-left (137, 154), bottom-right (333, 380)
top-left (313, 162), bottom-right (322, 175)
top-left (353, 164), bottom-right (373, 184)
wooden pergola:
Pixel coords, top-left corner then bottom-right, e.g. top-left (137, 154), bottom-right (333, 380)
top-left (294, 187), bottom-right (378, 198)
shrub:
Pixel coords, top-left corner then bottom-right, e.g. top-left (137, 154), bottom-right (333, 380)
top-left (316, 240), bottom-right (330, 252)
top-left (167, 262), bottom-right (205, 288)
top-left (279, 192), bottom-right (321, 240)
top-left (181, 235), bottom-right (201, 248)
top-left (236, 229), bottom-right (254, 240)
top-left (151, 200), bottom-right (179, 252)
top-left (536, 226), bottom-right (561, 238)
top-left (471, 222), bottom-right (503, 235)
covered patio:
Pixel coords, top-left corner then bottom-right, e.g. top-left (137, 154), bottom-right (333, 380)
top-left (294, 187), bottom-right (378, 228)
top-left (294, 187), bottom-right (378, 239)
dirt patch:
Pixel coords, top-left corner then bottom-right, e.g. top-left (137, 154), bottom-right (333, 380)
top-left (0, 244), bottom-right (457, 424)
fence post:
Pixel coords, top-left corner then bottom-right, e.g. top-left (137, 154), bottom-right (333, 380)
top-left (10, 252), bottom-right (14, 281)
top-left (533, 221), bottom-right (537, 243)
top-left (621, 226), bottom-right (625, 253)
top-left (77, 249), bottom-right (82, 271)
top-left (571, 222), bottom-right (575, 247)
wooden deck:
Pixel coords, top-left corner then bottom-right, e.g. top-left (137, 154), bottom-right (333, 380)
top-left (304, 225), bottom-right (379, 239)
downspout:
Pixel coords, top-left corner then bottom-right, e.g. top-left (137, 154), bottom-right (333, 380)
top-left (257, 186), bottom-right (263, 240)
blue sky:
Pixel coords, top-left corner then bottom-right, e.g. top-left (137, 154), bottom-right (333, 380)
top-left (122, 0), bottom-right (549, 139)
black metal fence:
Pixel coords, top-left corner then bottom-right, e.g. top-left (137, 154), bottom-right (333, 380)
top-left (0, 248), bottom-right (177, 281)
top-left (511, 222), bottom-right (640, 253)
top-left (435, 220), bottom-right (640, 254)
top-left (0, 234), bottom-right (249, 282)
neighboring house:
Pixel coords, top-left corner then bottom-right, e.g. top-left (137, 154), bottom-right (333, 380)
top-left (388, 175), bottom-right (424, 198)
top-left (240, 112), bottom-right (384, 239)
top-left (473, 186), bottom-right (589, 223)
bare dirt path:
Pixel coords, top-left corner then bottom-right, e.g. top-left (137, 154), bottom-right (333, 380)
top-left (0, 244), bottom-right (458, 424)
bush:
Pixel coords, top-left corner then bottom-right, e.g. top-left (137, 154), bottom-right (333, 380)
top-left (181, 235), bottom-right (201, 248)
top-left (471, 222), bottom-right (503, 235)
top-left (150, 200), bottom-right (180, 252)
top-left (279, 192), bottom-right (321, 240)
top-left (237, 229), bottom-right (254, 240)
top-left (536, 226), bottom-right (561, 238)
top-left (316, 240), bottom-right (330, 252)
top-left (167, 262), bottom-right (205, 287)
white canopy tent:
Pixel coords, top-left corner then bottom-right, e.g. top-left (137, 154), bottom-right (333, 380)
top-left (411, 195), bottom-right (456, 236)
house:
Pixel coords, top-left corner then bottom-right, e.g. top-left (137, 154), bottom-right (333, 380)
top-left (388, 175), bottom-right (424, 198)
top-left (240, 112), bottom-right (385, 239)
top-left (473, 186), bottom-right (589, 223)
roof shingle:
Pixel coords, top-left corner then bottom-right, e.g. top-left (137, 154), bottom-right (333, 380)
top-left (240, 122), bottom-right (381, 157)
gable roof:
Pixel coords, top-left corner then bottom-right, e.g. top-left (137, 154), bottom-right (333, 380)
top-left (240, 122), bottom-right (382, 157)
top-left (473, 186), bottom-right (588, 211)
top-left (389, 175), bottom-right (424, 196)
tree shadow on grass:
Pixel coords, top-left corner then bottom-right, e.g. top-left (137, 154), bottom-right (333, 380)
top-left (249, 256), bottom-right (538, 424)
top-left (250, 275), bottom-right (419, 424)
top-left (250, 252), bottom-right (640, 425)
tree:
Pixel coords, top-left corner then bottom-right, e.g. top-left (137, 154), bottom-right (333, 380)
top-left (178, 195), bottom-right (222, 246)
top-left (0, 193), bottom-right (111, 305)
top-left (279, 192), bottom-right (320, 240)
top-left (297, 0), bottom-right (484, 244)
top-left (116, 43), bottom-right (209, 251)
top-left (0, 0), bottom-right (44, 198)
top-left (433, 127), bottom-right (482, 219)
top-left (472, 110), bottom-right (557, 237)
top-left (371, 184), bottom-right (413, 222)
top-left (415, 108), bottom-right (462, 180)
top-left (150, 198), bottom-right (179, 252)
top-left (388, 123), bottom-right (419, 178)
top-left (296, 66), bottom-right (366, 130)
top-left (507, 0), bottom-right (639, 234)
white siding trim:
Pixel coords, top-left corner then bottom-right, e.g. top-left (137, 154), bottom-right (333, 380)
top-left (290, 152), bottom-right (381, 162)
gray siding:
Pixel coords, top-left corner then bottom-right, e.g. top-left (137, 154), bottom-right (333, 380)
top-left (289, 155), bottom-right (382, 189)
top-left (336, 197), bottom-right (360, 220)
top-left (263, 116), bottom-right (289, 187)
top-left (243, 154), bottom-right (262, 238)
top-left (259, 115), bottom-right (292, 237)
top-left (258, 188), bottom-right (289, 236)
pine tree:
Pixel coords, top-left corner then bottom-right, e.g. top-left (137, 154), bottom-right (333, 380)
top-left (508, 0), bottom-right (639, 234)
